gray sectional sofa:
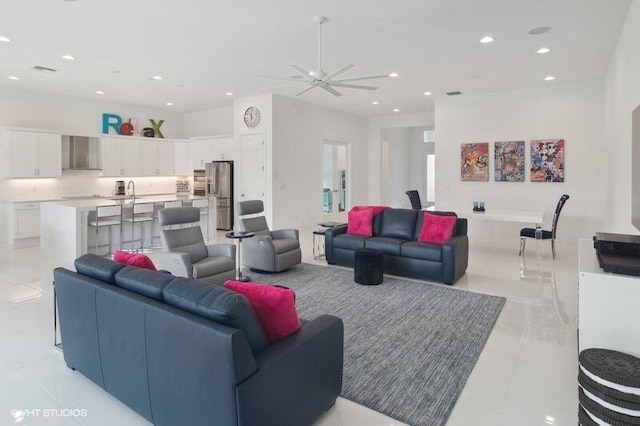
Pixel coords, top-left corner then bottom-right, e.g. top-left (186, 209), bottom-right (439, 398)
top-left (54, 254), bottom-right (344, 426)
top-left (325, 208), bottom-right (469, 285)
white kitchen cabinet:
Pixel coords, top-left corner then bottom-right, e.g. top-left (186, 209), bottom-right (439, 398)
top-left (156, 140), bottom-right (175, 175)
top-left (174, 142), bottom-right (190, 176)
top-left (137, 139), bottom-right (174, 176)
top-left (3, 130), bottom-right (62, 178)
top-left (4, 202), bottom-right (41, 242)
top-left (224, 137), bottom-right (236, 160)
top-left (101, 137), bottom-right (139, 176)
top-left (190, 140), bottom-right (214, 170)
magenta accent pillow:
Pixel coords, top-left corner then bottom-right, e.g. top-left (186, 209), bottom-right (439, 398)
top-left (224, 280), bottom-right (302, 344)
top-left (417, 212), bottom-right (457, 244)
top-left (347, 208), bottom-right (375, 237)
top-left (113, 250), bottom-right (157, 271)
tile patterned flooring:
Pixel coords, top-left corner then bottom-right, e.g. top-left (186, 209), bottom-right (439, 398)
top-left (0, 227), bottom-right (578, 425)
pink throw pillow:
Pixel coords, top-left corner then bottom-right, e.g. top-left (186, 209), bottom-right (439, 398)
top-left (347, 208), bottom-right (375, 237)
top-left (113, 250), bottom-right (157, 270)
top-left (224, 280), bottom-right (302, 344)
top-left (417, 213), bottom-right (457, 244)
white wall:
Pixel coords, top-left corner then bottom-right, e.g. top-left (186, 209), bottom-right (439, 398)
top-left (368, 112), bottom-right (434, 204)
top-left (183, 106), bottom-right (234, 137)
top-left (604, 1), bottom-right (640, 234)
top-left (272, 95), bottom-right (368, 229)
top-left (435, 81), bottom-right (606, 241)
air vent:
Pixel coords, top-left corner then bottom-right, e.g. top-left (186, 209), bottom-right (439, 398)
top-left (31, 65), bottom-right (57, 73)
top-left (446, 91), bottom-right (462, 96)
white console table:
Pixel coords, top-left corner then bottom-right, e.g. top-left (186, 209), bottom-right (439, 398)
top-left (578, 238), bottom-right (640, 357)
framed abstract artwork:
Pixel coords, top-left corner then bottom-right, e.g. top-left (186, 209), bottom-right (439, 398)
top-left (461, 142), bottom-right (489, 181)
top-left (494, 141), bottom-right (525, 182)
top-left (530, 139), bottom-right (565, 182)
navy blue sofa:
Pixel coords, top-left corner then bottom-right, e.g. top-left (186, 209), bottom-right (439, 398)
top-left (325, 208), bottom-right (468, 285)
top-left (54, 254), bottom-right (344, 426)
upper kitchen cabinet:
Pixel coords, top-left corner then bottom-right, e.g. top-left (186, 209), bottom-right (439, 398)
top-left (190, 136), bottom-right (234, 170)
top-left (101, 137), bottom-right (139, 177)
top-left (138, 139), bottom-right (174, 176)
top-left (174, 141), bottom-right (190, 176)
top-left (2, 129), bottom-right (62, 178)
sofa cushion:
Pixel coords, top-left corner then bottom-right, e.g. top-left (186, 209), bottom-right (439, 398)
top-left (114, 266), bottom-right (175, 300)
top-left (333, 234), bottom-right (367, 250)
top-left (347, 208), bottom-right (374, 237)
top-left (224, 281), bottom-right (302, 343)
top-left (113, 250), bottom-right (157, 270)
top-left (377, 209), bottom-right (418, 240)
top-left (75, 253), bottom-right (126, 284)
top-left (418, 212), bottom-right (457, 244)
top-left (192, 256), bottom-right (235, 279)
top-left (365, 237), bottom-right (404, 255)
top-left (401, 241), bottom-right (443, 262)
top-left (272, 238), bottom-right (300, 254)
top-left (163, 277), bottom-right (268, 354)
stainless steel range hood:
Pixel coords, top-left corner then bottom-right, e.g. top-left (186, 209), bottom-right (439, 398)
top-left (62, 135), bottom-right (101, 170)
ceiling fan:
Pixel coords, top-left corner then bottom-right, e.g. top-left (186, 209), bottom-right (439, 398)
top-left (260, 16), bottom-right (396, 97)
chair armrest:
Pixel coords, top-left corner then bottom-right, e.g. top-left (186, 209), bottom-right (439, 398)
top-left (205, 243), bottom-right (236, 259)
top-left (154, 252), bottom-right (193, 278)
top-left (236, 315), bottom-right (344, 426)
top-left (442, 235), bottom-right (469, 285)
top-left (272, 229), bottom-right (299, 240)
top-left (324, 224), bottom-right (347, 264)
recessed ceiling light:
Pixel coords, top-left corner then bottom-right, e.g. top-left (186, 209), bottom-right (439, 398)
top-left (166, 102), bottom-right (173, 106)
top-left (480, 36), bottom-right (494, 44)
top-left (225, 92), bottom-right (234, 96)
top-left (537, 47), bottom-right (550, 54)
top-left (96, 90), bottom-right (104, 95)
top-left (8, 76), bottom-right (19, 80)
top-left (62, 54), bottom-right (75, 60)
top-left (309, 71), bottom-right (315, 76)
top-left (0, 36), bottom-right (10, 43)
top-left (389, 72), bottom-right (399, 78)
top-left (393, 108), bottom-right (400, 112)
top-left (529, 26), bottom-right (552, 35)
top-left (152, 75), bottom-right (163, 80)
top-left (544, 76), bottom-right (555, 81)
top-left (424, 91), bottom-right (432, 96)
top-left (372, 101), bottom-right (379, 105)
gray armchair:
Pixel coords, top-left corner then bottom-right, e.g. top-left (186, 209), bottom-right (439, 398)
top-left (237, 200), bottom-right (302, 272)
top-left (155, 207), bottom-right (235, 284)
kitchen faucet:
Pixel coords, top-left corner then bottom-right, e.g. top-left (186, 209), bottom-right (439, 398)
top-left (127, 180), bottom-right (135, 201)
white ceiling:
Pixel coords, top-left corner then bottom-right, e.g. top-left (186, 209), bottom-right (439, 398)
top-left (0, 0), bottom-right (632, 117)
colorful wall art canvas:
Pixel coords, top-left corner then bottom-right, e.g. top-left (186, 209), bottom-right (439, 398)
top-left (530, 139), bottom-right (565, 182)
top-left (494, 141), bottom-right (525, 182)
top-left (461, 143), bottom-right (489, 181)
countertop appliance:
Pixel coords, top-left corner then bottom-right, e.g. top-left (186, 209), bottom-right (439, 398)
top-left (115, 180), bottom-right (125, 196)
top-left (206, 161), bottom-right (233, 231)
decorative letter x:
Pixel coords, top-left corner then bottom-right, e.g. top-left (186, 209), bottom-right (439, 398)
top-left (149, 119), bottom-right (165, 138)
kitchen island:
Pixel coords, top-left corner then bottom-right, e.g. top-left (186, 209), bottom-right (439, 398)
top-left (41, 194), bottom-right (214, 268)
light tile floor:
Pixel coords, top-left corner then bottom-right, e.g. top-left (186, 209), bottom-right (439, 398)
top-left (0, 227), bottom-right (578, 425)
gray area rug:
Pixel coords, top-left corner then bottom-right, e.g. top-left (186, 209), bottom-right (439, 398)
top-left (248, 263), bottom-right (506, 426)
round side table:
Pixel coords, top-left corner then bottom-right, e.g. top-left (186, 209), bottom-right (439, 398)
top-left (225, 231), bottom-right (255, 282)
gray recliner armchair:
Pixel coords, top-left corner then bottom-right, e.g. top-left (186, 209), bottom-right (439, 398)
top-left (237, 200), bottom-right (302, 272)
top-left (155, 207), bottom-right (236, 284)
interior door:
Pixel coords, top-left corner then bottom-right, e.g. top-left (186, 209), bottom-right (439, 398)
top-left (322, 141), bottom-right (349, 221)
top-left (240, 134), bottom-right (266, 202)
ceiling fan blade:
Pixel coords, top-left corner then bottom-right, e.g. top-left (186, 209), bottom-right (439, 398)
top-left (290, 64), bottom-right (314, 78)
top-left (324, 64), bottom-right (356, 82)
top-left (295, 85), bottom-right (318, 96)
top-left (321, 85), bottom-right (343, 97)
top-left (330, 83), bottom-right (378, 91)
top-left (255, 74), bottom-right (312, 83)
top-left (334, 74), bottom-right (390, 83)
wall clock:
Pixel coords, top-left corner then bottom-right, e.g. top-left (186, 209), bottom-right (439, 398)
top-left (244, 106), bottom-right (261, 127)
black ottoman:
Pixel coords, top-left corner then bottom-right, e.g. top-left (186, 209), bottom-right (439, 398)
top-left (354, 248), bottom-right (383, 285)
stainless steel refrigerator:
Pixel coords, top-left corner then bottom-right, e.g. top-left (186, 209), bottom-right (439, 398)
top-left (205, 161), bottom-right (233, 230)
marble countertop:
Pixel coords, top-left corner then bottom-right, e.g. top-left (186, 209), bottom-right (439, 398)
top-left (41, 194), bottom-right (210, 210)
top-left (5, 192), bottom-right (198, 204)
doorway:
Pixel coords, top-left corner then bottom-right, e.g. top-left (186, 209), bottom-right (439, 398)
top-left (322, 141), bottom-right (349, 221)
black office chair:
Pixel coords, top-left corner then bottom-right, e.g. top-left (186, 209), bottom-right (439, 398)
top-left (406, 190), bottom-right (422, 210)
top-left (519, 194), bottom-right (570, 259)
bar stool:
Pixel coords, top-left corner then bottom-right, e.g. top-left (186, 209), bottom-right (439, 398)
top-left (123, 203), bottom-right (154, 252)
top-left (192, 199), bottom-right (209, 241)
top-left (88, 205), bottom-right (122, 257)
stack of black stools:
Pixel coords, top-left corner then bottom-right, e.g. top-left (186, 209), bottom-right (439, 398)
top-left (578, 348), bottom-right (640, 425)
